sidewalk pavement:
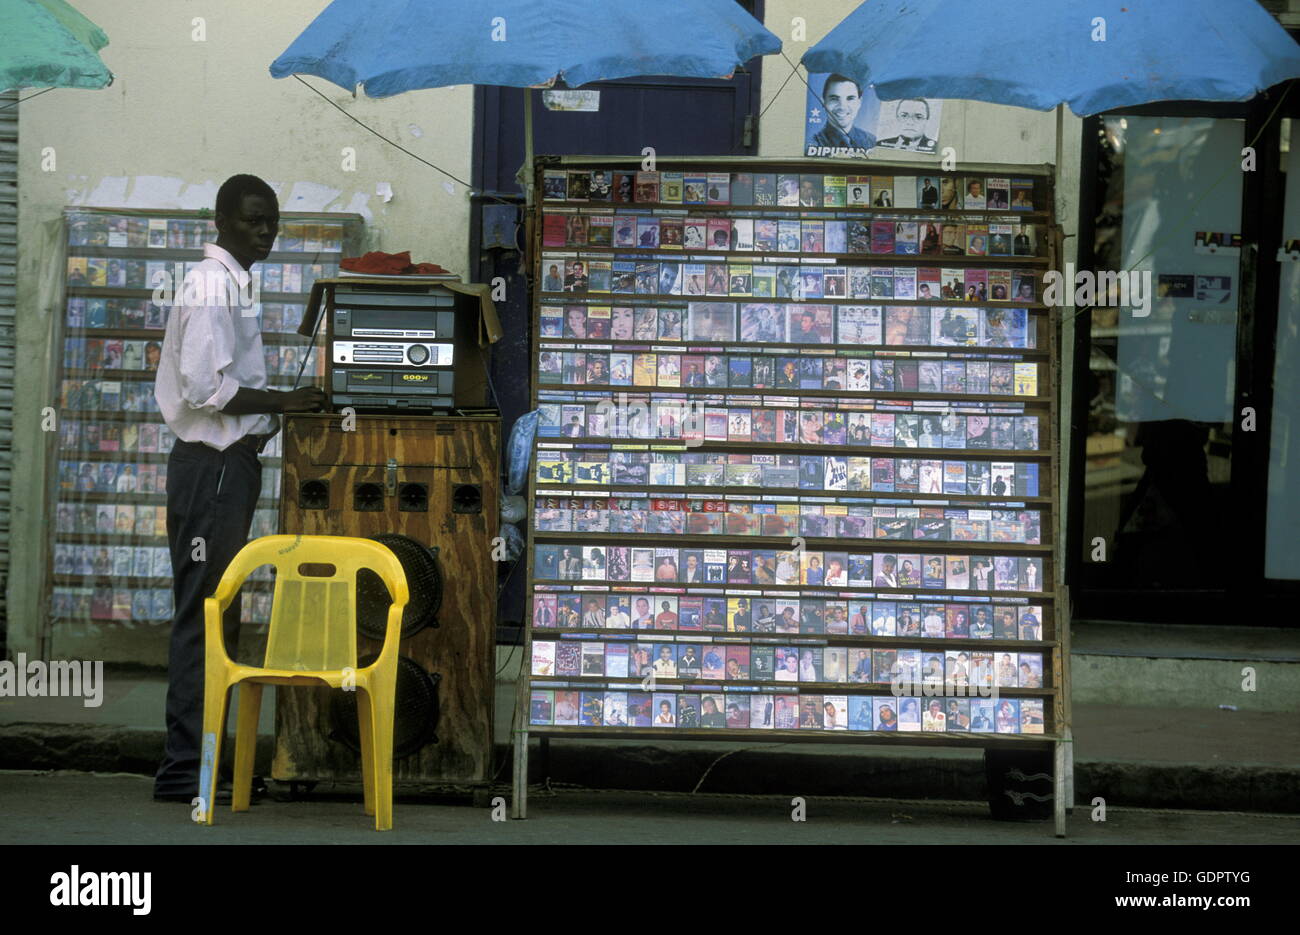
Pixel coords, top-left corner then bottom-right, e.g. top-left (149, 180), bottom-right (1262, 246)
top-left (4, 771), bottom-right (1298, 845)
top-left (2, 674), bottom-right (1297, 813)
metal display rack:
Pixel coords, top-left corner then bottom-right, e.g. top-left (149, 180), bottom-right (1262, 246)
top-left (513, 156), bottom-right (1069, 834)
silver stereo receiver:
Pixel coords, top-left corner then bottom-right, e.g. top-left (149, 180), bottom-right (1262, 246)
top-left (333, 341), bottom-right (455, 368)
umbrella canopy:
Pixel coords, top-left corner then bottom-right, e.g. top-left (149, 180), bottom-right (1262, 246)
top-left (0, 0), bottom-right (112, 92)
top-left (802, 0), bottom-right (1300, 116)
top-left (270, 0), bottom-right (780, 95)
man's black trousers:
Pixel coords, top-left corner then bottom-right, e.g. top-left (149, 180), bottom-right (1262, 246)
top-left (154, 438), bottom-right (261, 797)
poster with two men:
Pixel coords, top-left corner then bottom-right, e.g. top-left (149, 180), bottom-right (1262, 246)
top-left (804, 73), bottom-right (942, 159)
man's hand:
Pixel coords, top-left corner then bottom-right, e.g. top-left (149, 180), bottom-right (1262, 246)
top-left (223, 385), bottom-right (326, 416)
top-left (280, 386), bottom-right (326, 413)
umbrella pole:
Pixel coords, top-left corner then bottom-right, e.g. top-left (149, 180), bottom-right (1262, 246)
top-left (1053, 103), bottom-right (1064, 235)
top-left (1054, 103), bottom-right (1063, 173)
top-left (520, 87), bottom-right (536, 287)
top-left (524, 87), bottom-right (535, 208)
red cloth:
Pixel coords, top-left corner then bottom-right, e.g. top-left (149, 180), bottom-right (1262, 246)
top-left (340, 250), bottom-right (452, 276)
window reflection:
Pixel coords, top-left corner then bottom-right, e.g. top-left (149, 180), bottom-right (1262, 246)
top-left (1083, 116), bottom-right (1242, 591)
top-left (1266, 117), bottom-right (1300, 579)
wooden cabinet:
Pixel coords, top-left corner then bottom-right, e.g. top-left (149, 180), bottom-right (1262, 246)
top-left (274, 413), bottom-right (500, 783)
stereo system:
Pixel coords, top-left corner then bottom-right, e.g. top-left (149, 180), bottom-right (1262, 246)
top-left (328, 284), bottom-right (464, 412)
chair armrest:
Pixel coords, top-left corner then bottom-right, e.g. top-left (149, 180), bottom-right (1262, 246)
top-left (373, 601), bottom-right (408, 670)
top-left (204, 596), bottom-right (236, 664)
top-left (209, 560), bottom-right (252, 609)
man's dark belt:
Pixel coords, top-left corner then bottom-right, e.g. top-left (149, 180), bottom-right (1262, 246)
top-left (234, 432), bottom-right (272, 454)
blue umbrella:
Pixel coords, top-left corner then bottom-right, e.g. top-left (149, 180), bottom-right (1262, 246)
top-left (270, 0), bottom-right (779, 94)
top-left (804, 0), bottom-right (1300, 197)
top-left (270, 0), bottom-right (780, 201)
top-left (802, 0), bottom-right (1300, 117)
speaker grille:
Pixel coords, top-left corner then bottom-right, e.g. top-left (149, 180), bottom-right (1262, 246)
top-left (355, 533), bottom-right (443, 640)
top-left (330, 654), bottom-right (441, 759)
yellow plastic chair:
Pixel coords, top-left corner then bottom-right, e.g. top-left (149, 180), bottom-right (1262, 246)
top-left (199, 534), bottom-right (409, 831)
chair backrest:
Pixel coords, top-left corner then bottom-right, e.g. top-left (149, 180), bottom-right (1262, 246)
top-left (215, 535), bottom-right (409, 672)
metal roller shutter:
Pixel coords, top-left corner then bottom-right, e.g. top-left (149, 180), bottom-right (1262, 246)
top-left (0, 91), bottom-right (16, 641)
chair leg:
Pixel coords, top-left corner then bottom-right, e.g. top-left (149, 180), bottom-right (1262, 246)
top-left (369, 681), bottom-right (396, 832)
top-left (356, 688), bottom-right (375, 817)
top-left (199, 676), bottom-right (230, 826)
top-left (232, 682), bottom-right (263, 812)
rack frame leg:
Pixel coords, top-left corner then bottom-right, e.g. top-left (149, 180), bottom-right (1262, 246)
top-left (511, 728), bottom-right (529, 819)
top-left (1053, 739), bottom-right (1067, 838)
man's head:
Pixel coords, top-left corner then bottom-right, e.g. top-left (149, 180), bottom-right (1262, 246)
top-left (215, 174), bottom-right (278, 269)
top-left (894, 99), bottom-right (929, 138)
top-left (822, 74), bottom-right (864, 133)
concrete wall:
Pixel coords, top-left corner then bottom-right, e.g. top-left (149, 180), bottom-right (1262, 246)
top-left (9, 1), bottom-right (474, 657)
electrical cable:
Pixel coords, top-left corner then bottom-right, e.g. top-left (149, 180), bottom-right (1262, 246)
top-left (0, 87), bottom-right (54, 109)
top-left (291, 76), bottom-right (518, 206)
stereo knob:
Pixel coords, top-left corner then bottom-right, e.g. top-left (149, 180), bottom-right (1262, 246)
top-left (407, 344), bottom-right (430, 365)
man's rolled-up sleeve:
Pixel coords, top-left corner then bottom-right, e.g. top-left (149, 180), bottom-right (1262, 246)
top-left (176, 305), bottom-right (240, 413)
